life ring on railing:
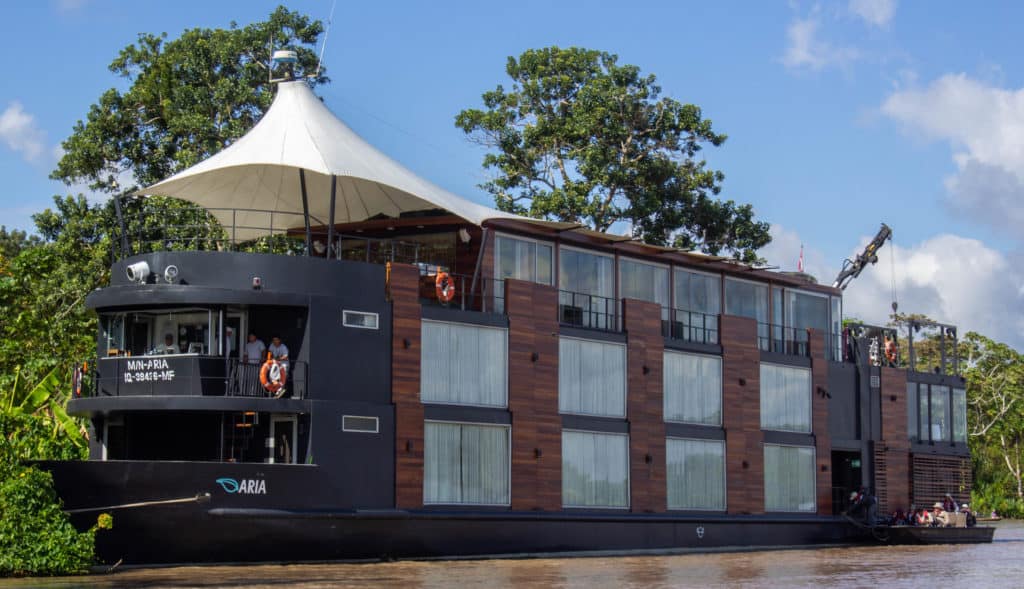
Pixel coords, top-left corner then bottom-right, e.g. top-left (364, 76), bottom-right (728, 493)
top-left (884, 337), bottom-right (897, 365)
top-left (260, 358), bottom-right (287, 397)
top-left (72, 364), bottom-right (84, 397)
top-left (435, 271), bottom-right (455, 303)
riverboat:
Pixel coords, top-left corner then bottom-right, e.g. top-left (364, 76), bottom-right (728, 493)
top-left (39, 73), bottom-right (980, 564)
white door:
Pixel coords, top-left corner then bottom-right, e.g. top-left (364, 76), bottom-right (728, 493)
top-left (268, 414), bottom-right (298, 464)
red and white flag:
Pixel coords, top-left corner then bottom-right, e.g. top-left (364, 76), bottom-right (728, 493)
top-left (797, 244), bottom-right (804, 273)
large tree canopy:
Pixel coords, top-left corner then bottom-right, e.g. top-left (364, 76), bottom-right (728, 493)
top-left (455, 46), bottom-right (771, 263)
top-left (52, 5), bottom-right (326, 193)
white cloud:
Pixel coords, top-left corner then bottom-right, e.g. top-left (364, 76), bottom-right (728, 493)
top-left (760, 227), bottom-right (1024, 348)
top-left (55, 0), bottom-right (87, 13)
top-left (0, 102), bottom-right (46, 162)
top-left (781, 16), bottom-right (860, 72)
top-left (849, 0), bottom-right (896, 28)
top-left (881, 74), bottom-right (1024, 235)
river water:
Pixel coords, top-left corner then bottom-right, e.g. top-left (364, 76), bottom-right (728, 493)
top-left (4, 520), bottom-right (1022, 588)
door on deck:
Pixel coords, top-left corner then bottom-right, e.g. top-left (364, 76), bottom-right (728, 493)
top-left (832, 450), bottom-right (863, 514)
top-left (269, 415), bottom-right (298, 464)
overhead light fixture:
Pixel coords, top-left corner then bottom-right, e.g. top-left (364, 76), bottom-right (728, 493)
top-left (458, 228), bottom-right (471, 243)
top-left (126, 261), bottom-right (150, 284)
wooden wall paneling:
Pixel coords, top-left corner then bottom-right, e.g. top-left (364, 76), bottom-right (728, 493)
top-left (390, 263), bottom-right (424, 508)
top-left (506, 279), bottom-right (562, 511)
top-left (624, 299), bottom-right (666, 513)
top-left (809, 328), bottom-right (832, 515)
top-left (912, 454), bottom-right (973, 509)
top-left (721, 315), bottom-right (763, 515)
top-left (876, 367), bottom-right (910, 512)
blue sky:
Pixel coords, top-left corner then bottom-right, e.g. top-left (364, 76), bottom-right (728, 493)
top-left (2, 0), bottom-right (1023, 345)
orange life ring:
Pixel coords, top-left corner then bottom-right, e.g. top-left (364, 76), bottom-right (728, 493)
top-left (435, 271), bottom-right (455, 303)
top-left (260, 359), bottom-right (287, 396)
top-left (884, 337), bottom-right (897, 364)
top-left (72, 365), bottom-right (83, 397)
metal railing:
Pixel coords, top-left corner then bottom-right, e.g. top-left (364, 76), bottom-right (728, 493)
top-left (558, 290), bottom-right (621, 332)
top-left (759, 323), bottom-right (810, 357)
top-left (419, 271), bottom-right (504, 314)
top-left (87, 356), bottom-right (307, 399)
top-left (662, 308), bottom-right (719, 344)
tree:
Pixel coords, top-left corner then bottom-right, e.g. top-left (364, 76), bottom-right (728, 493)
top-left (0, 227), bottom-right (40, 261)
top-left (455, 46), bottom-right (771, 263)
top-left (52, 5), bottom-right (327, 194)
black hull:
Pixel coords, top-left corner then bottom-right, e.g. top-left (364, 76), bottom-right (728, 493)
top-left (882, 525), bottom-right (995, 545)
top-left (40, 460), bottom-right (867, 565)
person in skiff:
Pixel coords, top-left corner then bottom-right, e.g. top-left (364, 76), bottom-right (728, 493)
top-left (932, 502), bottom-right (951, 527)
top-left (915, 507), bottom-right (933, 526)
top-left (943, 493), bottom-right (957, 512)
top-left (963, 504), bottom-right (977, 527)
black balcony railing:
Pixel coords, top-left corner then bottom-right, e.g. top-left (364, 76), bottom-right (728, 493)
top-left (417, 270), bottom-right (504, 314)
top-left (87, 356), bottom-right (308, 399)
top-left (759, 323), bottom-right (810, 357)
top-left (558, 290), bottom-right (621, 332)
top-left (663, 308), bottom-right (719, 344)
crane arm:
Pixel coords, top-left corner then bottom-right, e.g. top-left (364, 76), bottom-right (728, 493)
top-left (832, 223), bottom-right (892, 290)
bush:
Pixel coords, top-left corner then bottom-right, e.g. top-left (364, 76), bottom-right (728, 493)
top-left (0, 466), bottom-right (104, 576)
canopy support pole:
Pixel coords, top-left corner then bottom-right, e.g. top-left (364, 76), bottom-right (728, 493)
top-left (327, 175), bottom-right (337, 259)
top-left (112, 195), bottom-right (128, 258)
top-left (299, 169), bottom-right (312, 256)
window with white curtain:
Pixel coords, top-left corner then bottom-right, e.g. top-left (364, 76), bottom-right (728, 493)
top-left (667, 438), bottom-right (726, 511)
top-left (759, 363), bottom-right (812, 433)
top-left (673, 269), bottom-right (721, 315)
top-left (764, 444), bottom-right (816, 513)
top-left (424, 422), bottom-right (510, 505)
top-left (421, 321), bottom-right (508, 407)
top-left (663, 352), bottom-right (722, 425)
top-left (562, 430), bottom-right (630, 508)
top-left (559, 337), bottom-right (627, 417)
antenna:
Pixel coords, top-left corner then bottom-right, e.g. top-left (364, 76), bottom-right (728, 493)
top-left (315, 0), bottom-right (338, 79)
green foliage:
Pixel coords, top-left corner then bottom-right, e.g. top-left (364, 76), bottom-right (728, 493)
top-left (0, 227), bottom-right (41, 260)
top-left (0, 466), bottom-right (99, 576)
top-left (456, 46), bottom-right (771, 263)
top-left (52, 5), bottom-right (327, 194)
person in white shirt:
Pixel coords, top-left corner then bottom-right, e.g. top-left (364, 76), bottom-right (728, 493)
top-left (243, 333), bottom-right (266, 365)
top-left (268, 336), bottom-right (289, 369)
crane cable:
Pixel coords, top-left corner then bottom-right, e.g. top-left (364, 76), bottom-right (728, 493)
top-left (889, 229), bottom-right (899, 315)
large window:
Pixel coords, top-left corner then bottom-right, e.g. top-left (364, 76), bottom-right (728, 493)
top-left (559, 247), bottom-right (616, 330)
top-left (421, 321), bottom-right (508, 407)
top-left (619, 258), bottom-right (669, 319)
top-left (667, 438), bottom-right (725, 511)
top-left (785, 290), bottom-right (829, 335)
top-left (663, 352), bottom-right (722, 425)
top-left (907, 382), bottom-right (919, 442)
top-left (760, 364), bottom-right (812, 433)
top-left (764, 444), bottom-right (816, 513)
top-left (559, 337), bottom-right (627, 417)
top-left (100, 308), bottom-right (212, 356)
top-left (424, 422), bottom-right (510, 505)
top-left (673, 269), bottom-right (721, 316)
top-left (830, 297), bottom-right (842, 360)
top-left (930, 385), bottom-right (950, 442)
top-left (952, 388), bottom-right (967, 443)
top-left (495, 234), bottom-right (553, 285)
top-left (725, 278), bottom-right (768, 345)
top-left (562, 430), bottom-right (629, 508)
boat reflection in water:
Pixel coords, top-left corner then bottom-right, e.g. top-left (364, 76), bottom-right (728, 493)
top-left (11, 520), bottom-right (1023, 589)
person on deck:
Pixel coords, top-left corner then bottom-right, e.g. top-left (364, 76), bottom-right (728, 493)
top-left (269, 336), bottom-right (289, 369)
top-left (162, 334), bottom-right (177, 354)
top-left (932, 502), bottom-right (951, 527)
top-left (242, 333), bottom-right (266, 394)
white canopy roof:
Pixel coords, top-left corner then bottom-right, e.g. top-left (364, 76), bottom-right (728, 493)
top-left (136, 80), bottom-right (518, 241)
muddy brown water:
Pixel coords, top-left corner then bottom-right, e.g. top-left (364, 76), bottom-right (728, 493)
top-left (4, 520), bottom-right (1021, 588)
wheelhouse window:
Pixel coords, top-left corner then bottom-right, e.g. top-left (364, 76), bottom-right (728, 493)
top-left (907, 382), bottom-right (919, 442)
top-left (424, 422), bottom-right (510, 505)
top-left (911, 383), bottom-right (962, 444)
top-left (663, 352), bottom-right (722, 426)
top-left (618, 258), bottom-right (669, 319)
top-left (724, 278), bottom-right (768, 345)
top-left (559, 337), bottom-right (627, 418)
top-left (100, 308), bottom-right (212, 356)
top-left (558, 247), bottom-right (615, 330)
top-left (760, 363), bottom-right (812, 433)
top-left (930, 385), bottom-right (950, 442)
top-left (562, 430), bottom-right (630, 508)
top-left (764, 444), bottom-right (816, 513)
top-left (667, 438), bottom-right (726, 511)
top-left (421, 320), bottom-right (508, 407)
